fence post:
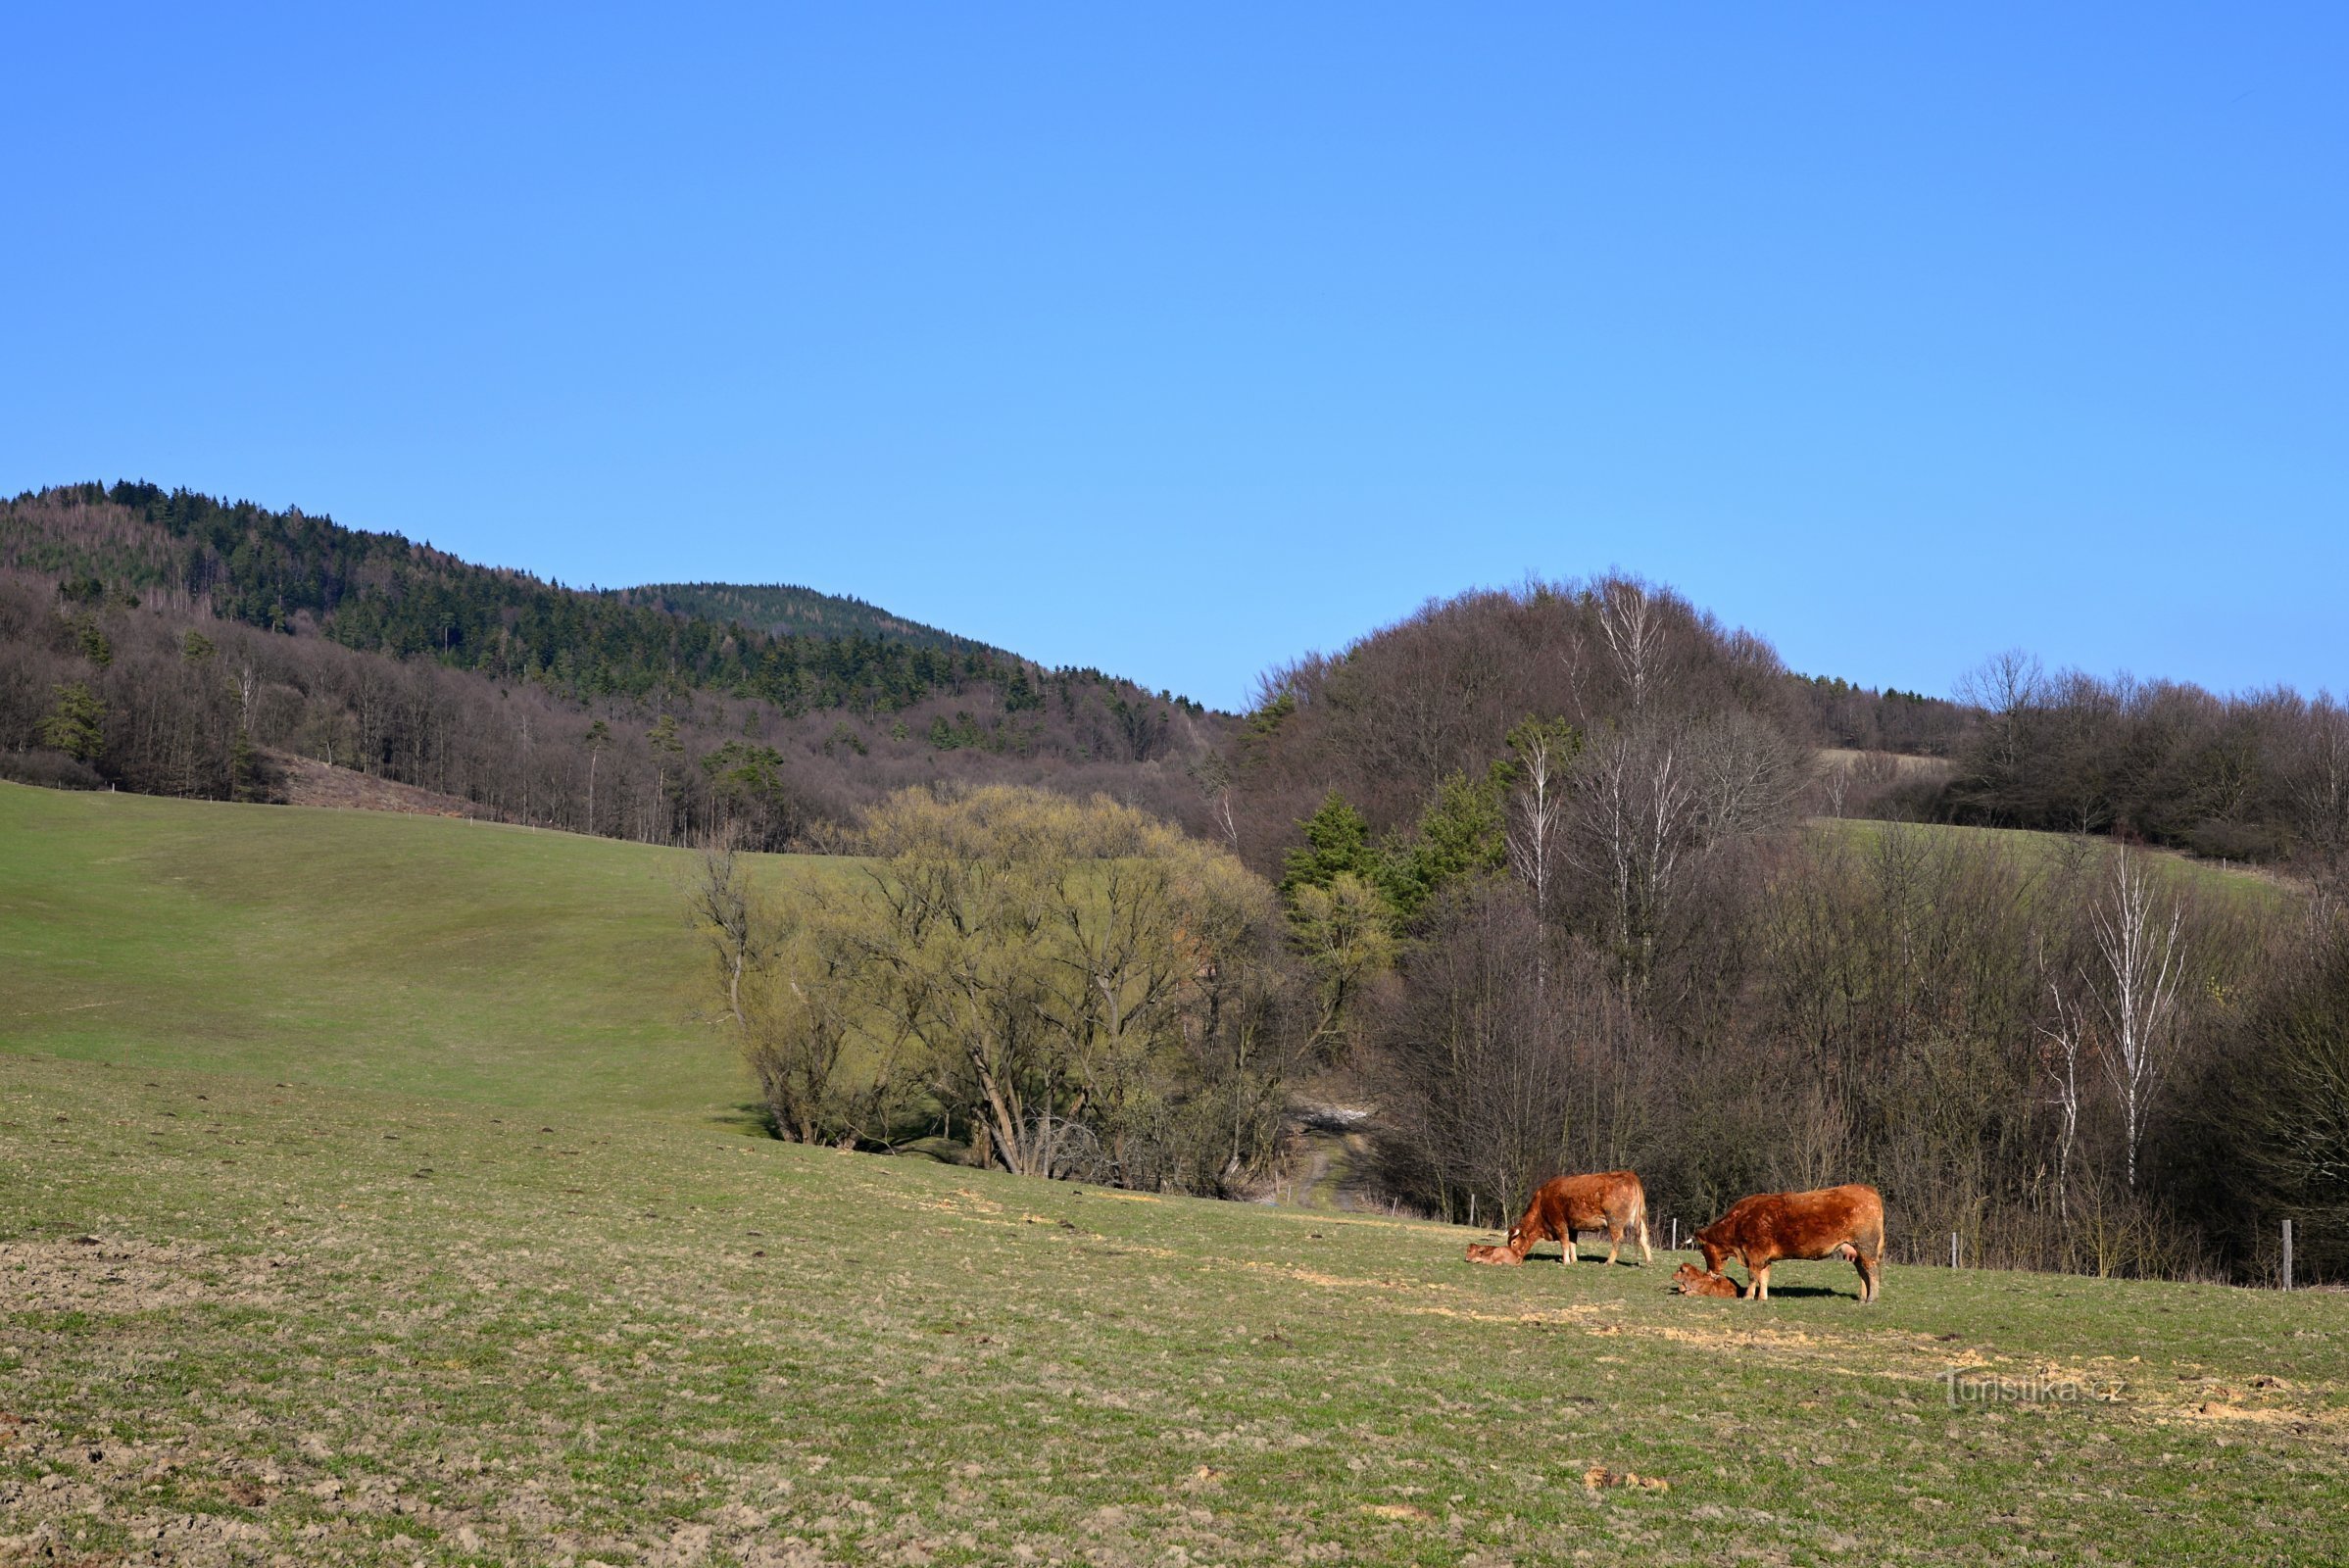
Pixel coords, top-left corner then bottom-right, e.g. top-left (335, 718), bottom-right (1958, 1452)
top-left (1950, 1231), bottom-right (1959, 1270)
top-left (2282, 1219), bottom-right (2293, 1292)
top-left (1670, 1217), bottom-right (1679, 1252)
top-left (1470, 1194), bottom-right (1477, 1229)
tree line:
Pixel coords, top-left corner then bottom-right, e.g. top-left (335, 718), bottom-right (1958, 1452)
top-left (0, 569), bottom-right (1223, 848)
top-left (6, 483), bottom-right (1208, 727)
top-left (2, 482), bottom-right (1225, 846)
top-left (1930, 651), bottom-right (2348, 865)
top-left (1204, 577), bottom-right (2348, 1284)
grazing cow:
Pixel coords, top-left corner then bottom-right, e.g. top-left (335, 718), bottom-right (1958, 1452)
top-left (1463, 1170), bottom-right (1652, 1267)
top-left (1671, 1262), bottom-right (1743, 1298)
top-left (1694, 1184), bottom-right (1884, 1303)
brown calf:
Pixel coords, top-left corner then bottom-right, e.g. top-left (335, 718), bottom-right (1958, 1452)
top-left (1463, 1170), bottom-right (1652, 1267)
top-left (1671, 1262), bottom-right (1743, 1298)
top-left (1693, 1184), bottom-right (1884, 1303)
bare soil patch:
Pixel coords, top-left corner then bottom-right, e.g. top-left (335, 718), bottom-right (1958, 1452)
top-left (0, 1236), bottom-right (285, 1315)
top-left (263, 750), bottom-right (499, 819)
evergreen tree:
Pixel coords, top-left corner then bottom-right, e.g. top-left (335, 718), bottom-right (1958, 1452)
top-left (38, 682), bottom-right (106, 762)
top-left (1280, 792), bottom-right (1380, 900)
top-left (1379, 770), bottom-right (1508, 921)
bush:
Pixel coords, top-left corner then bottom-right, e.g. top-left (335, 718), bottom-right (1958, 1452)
top-left (0, 748), bottom-right (103, 790)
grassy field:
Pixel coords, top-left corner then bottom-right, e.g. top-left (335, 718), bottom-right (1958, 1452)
top-left (1811, 813), bottom-right (2297, 909)
top-left (0, 782), bottom-right (861, 1120)
top-left (5, 784), bottom-right (2347, 1565)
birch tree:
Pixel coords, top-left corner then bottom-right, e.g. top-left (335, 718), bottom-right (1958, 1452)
top-left (1595, 577), bottom-right (1675, 716)
top-left (2036, 946), bottom-right (2090, 1222)
top-left (1504, 716), bottom-right (1578, 922)
top-left (2089, 848), bottom-right (2189, 1191)
top-left (1569, 724), bottom-right (1700, 975)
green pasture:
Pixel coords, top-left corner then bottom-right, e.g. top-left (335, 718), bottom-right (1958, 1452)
top-left (1811, 813), bottom-right (2295, 910)
top-left (2, 784), bottom-right (2344, 1564)
top-left (0, 782), bottom-right (860, 1120)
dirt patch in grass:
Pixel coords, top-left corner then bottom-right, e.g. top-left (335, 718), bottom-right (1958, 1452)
top-left (263, 750), bottom-right (498, 819)
top-left (0, 1236), bottom-right (286, 1315)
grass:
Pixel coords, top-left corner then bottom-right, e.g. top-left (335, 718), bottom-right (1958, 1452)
top-left (4, 783), bottom-right (2347, 1564)
top-left (0, 781), bottom-right (857, 1120)
top-left (1810, 814), bottom-right (2297, 911)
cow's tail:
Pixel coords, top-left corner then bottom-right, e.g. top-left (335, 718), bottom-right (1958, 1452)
top-left (1631, 1186), bottom-right (1653, 1263)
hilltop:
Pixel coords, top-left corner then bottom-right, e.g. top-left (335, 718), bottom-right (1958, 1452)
top-left (617, 581), bottom-right (1008, 660)
top-left (0, 483), bottom-right (1227, 848)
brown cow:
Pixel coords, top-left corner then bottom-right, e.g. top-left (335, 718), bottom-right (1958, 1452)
top-left (1463, 1171), bottom-right (1652, 1267)
top-left (1671, 1262), bottom-right (1743, 1298)
top-left (1693, 1184), bottom-right (1884, 1303)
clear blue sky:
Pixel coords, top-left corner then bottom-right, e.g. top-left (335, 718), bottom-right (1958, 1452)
top-left (7, 4), bottom-right (2344, 710)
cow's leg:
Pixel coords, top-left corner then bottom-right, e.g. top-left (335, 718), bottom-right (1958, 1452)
top-left (1750, 1262), bottom-right (1770, 1301)
top-left (1856, 1251), bottom-right (1880, 1304)
top-left (1602, 1221), bottom-right (1622, 1267)
top-left (1558, 1227), bottom-right (1575, 1265)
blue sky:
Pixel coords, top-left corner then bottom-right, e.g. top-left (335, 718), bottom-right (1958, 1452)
top-left (6, 4), bottom-right (2344, 710)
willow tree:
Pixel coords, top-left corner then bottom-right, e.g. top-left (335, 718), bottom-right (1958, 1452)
top-left (707, 784), bottom-right (1299, 1192)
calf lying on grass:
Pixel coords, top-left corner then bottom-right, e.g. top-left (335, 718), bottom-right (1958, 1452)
top-left (1671, 1245), bottom-right (1858, 1300)
top-left (1671, 1262), bottom-right (1743, 1298)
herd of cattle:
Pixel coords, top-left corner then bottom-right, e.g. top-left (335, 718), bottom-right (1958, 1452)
top-left (1463, 1171), bottom-right (1886, 1303)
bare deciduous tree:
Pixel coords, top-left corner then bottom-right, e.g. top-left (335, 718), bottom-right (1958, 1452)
top-left (2089, 848), bottom-right (2190, 1192)
top-left (686, 830), bottom-right (766, 1033)
top-left (2036, 943), bottom-right (2091, 1223)
top-left (1503, 716), bottom-right (1577, 924)
top-left (1568, 723), bottom-right (1701, 974)
top-left (1595, 577), bottom-right (1675, 716)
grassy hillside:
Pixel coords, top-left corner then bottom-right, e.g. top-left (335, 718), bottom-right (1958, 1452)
top-left (6, 1053), bottom-right (2347, 1566)
top-left (5, 788), bottom-right (2346, 1564)
top-left (0, 781), bottom-right (856, 1119)
top-left (1812, 814), bottom-right (2296, 909)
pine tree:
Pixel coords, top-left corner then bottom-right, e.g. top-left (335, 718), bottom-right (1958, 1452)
top-left (38, 682), bottom-right (106, 763)
top-left (1280, 792), bottom-right (1380, 900)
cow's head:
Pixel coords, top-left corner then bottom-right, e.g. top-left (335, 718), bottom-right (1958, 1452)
top-left (1692, 1224), bottom-right (1731, 1274)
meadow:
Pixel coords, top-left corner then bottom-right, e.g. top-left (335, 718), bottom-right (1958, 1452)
top-left (4, 783), bottom-right (2345, 1565)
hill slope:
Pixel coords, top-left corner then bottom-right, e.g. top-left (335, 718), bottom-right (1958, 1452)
top-left (6, 1055), bottom-right (2346, 1564)
top-left (5, 788), bottom-right (2346, 1562)
top-left (1, 485), bottom-right (1226, 848)
top-left (0, 780), bottom-right (835, 1117)
top-left (0, 482), bottom-right (1095, 710)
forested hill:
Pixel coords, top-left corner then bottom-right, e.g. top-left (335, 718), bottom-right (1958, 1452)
top-left (0, 482), bottom-right (1088, 714)
top-left (616, 582), bottom-right (1003, 659)
top-left (0, 483), bottom-right (1227, 848)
